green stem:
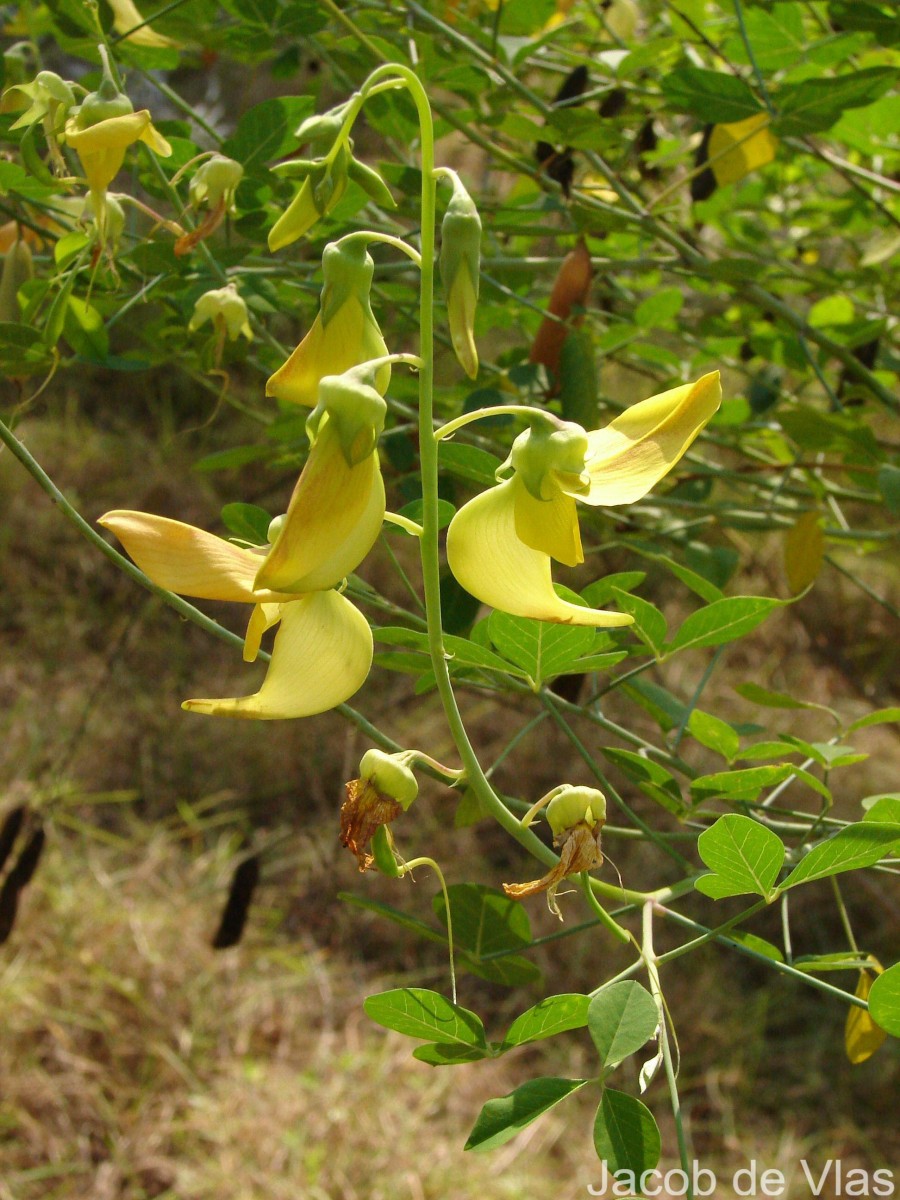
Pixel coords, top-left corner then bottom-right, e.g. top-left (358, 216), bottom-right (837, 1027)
top-left (642, 902), bottom-right (693, 1194)
top-left (580, 873), bottom-right (632, 943)
top-left (372, 66), bottom-right (564, 876)
top-left (435, 405), bottom-right (543, 441)
top-left (400, 856), bottom-right (457, 1003)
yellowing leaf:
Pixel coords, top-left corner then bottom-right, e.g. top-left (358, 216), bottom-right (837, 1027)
top-left (845, 969), bottom-right (887, 1065)
top-left (708, 113), bottom-right (777, 187)
top-left (784, 510), bottom-right (824, 594)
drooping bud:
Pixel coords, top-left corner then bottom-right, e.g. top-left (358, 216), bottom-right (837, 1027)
top-left (269, 143), bottom-right (352, 251)
top-left (295, 100), bottom-right (354, 150)
top-left (189, 154), bottom-right (243, 212)
top-left (188, 283), bottom-right (253, 342)
top-left (0, 236), bottom-right (34, 323)
top-left (440, 173), bottom-right (481, 379)
top-left (340, 749), bottom-right (418, 871)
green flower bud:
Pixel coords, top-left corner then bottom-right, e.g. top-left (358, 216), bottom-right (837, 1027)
top-left (359, 749), bottom-right (418, 810)
top-left (546, 785), bottom-right (606, 837)
top-left (309, 361), bottom-right (388, 466)
top-left (189, 154), bottom-right (243, 212)
top-left (268, 144), bottom-right (351, 252)
top-left (440, 175), bottom-right (481, 379)
top-left (266, 514), bottom-right (286, 544)
top-left (507, 414), bottom-right (590, 501)
top-left (77, 67), bottom-right (134, 130)
top-left (296, 100), bottom-right (353, 149)
top-left (347, 158), bottom-right (396, 209)
top-left (2, 43), bottom-right (34, 88)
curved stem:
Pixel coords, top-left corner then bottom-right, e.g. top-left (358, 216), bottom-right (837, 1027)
top-left (337, 230), bottom-right (422, 268)
top-left (400, 856), bottom-right (457, 1003)
top-left (435, 405), bottom-right (544, 441)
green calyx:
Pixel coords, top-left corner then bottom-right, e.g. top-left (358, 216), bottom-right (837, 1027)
top-left (359, 749), bottom-right (419, 810)
top-left (308, 362), bottom-right (387, 466)
top-left (505, 415), bottom-right (590, 502)
top-left (320, 237), bottom-right (376, 326)
top-left (77, 80), bottom-right (133, 128)
top-left (546, 786), bottom-right (606, 836)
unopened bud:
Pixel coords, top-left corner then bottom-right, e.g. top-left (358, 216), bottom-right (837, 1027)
top-left (440, 175), bottom-right (481, 379)
top-left (0, 237), bottom-right (34, 322)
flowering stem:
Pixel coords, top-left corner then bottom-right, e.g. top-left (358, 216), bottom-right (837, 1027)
top-left (374, 66), bottom-right (564, 878)
top-left (435, 404), bottom-right (544, 441)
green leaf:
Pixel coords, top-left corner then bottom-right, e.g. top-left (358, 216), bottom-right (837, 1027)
top-left (412, 1042), bottom-right (494, 1066)
top-left (465, 1077), bottom-right (588, 1152)
top-left (622, 543), bottom-right (724, 603)
top-left (666, 596), bottom-right (781, 656)
top-left (393, 497), bottom-right (455, 533)
top-left (582, 572), bottom-right (647, 607)
top-left (433, 884), bottom-right (532, 960)
top-left (725, 931), bottom-right (784, 963)
top-left (487, 609), bottom-right (596, 685)
top-left (338, 893), bottom-right (449, 948)
top-left (194, 445), bottom-right (270, 472)
top-left (602, 748), bottom-right (685, 816)
top-left (863, 797), bottom-right (900, 825)
top-left (780, 823), bottom-right (900, 891)
top-left (62, 295), bottom-right (108, 361)
top-left (588, 982), bottom-right (659, 1069)
top-left (611, 588), bottom-right (666, 656)
top-left (220, 502), bottom-right (271, 545)
top-left (364, 988), bottom-right (487, 1047)
top-left (439, 441), bottom-right (503, 488)
top-left (502, 994), bottom-right (591, 1049)
top-left (691, 765), bottom-right (793, 804)
top-left (634, 287), bottom-right (684, 330)
top-left (221, 95), bottom-right (314, 172)
top-left (774, 68), bottom-right (899, 136)
top-left (868, 964), bottom-right (900, 1037)
top-left (593, 1088), bottom-right (661, 1174)
top-left (661, 67), bottom-right (763, 123)
top-left (688, 710), bottom-right (740, 762)
top-left (848, 706), bottom-right (900, 734)
top-left (695, 814), bottom-right (785, 899)
top-left (735, 682), bottom-right (838, 720)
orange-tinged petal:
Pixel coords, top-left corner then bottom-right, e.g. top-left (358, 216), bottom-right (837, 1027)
top-left (581, 371), bottom-right (721, 506)
top-left (98, 510), bottom-right (292, 603)
top-left (446, 479), bottom-right (633, 627)
top-left (266, 298), bottom-right (389, 408)
top-left (182, 590), bottom-right (373, 719)
top-left (254, 421), bottom-right (385, 593)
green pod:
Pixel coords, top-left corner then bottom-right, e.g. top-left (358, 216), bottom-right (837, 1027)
top-left (371, 824), bottom-right (401, 878)
top-left (0, 238), bottom-right (34, 323)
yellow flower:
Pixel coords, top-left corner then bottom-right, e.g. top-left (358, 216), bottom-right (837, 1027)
top-left (188, 283), bottom-right (253, 343)
top-left (65, 108), bottom-right (172, 195)
top-left (266, 238), bottom-right (390, 407)
top-left (446, 371), bottom-right (721, 626)
top-left (98, 383), bottom-right (387, 718)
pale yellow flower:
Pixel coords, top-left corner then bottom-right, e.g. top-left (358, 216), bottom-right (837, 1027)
top-left (446, 372), bottom-right (722, 626)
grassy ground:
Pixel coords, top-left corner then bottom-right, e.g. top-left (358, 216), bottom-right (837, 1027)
top-left (0, 402), bottom-right (897, 1198)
